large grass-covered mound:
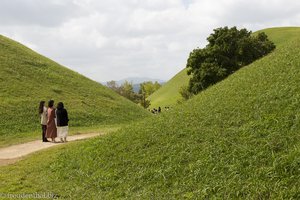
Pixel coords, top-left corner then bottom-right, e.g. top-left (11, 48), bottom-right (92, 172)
top-left (1, 27), bottom-right (300, 199)
top-left (0, 35), bottom-right (149, 146)
top-left (148, 27), bottom-right (300, 109)
top-left (147, 68), bottom-right (189, 108)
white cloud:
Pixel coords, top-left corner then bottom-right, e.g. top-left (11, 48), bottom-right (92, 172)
top-left (0, 0), bottom-right (83, 26)
top-left (0, 0), bottom-right (300, 82)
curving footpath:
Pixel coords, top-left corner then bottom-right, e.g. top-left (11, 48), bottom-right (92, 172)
top-left (0, 133), bottom-right (103, 166)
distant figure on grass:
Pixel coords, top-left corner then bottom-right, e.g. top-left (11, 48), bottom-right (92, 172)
top-left (46, 100), bottom-right (57, 142)
top-left (56, 102), bottom-right (69, 143)
top-left (151, 108), bottom-right (157, 114)
top-left (158, 106), bottom-right (161, 113)
top-left (38, 101), bottom-right (49, 142)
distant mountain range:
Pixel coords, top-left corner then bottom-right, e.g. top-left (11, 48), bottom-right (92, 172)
top-left (102, 77), bottom-right (166, 93)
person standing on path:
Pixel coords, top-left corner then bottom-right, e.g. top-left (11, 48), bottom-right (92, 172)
top-left (38, 101), bottom-right (49, 142)
top-left (56, 102), bottom-right (69, 143)
top-left (46, 100), bottom-right (57, 142)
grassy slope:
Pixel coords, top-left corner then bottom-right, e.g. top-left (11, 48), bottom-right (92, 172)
top-left (1, 27), bottom-right (300, 199)
top-left (147, 68), bottom-right (189, 108)
top-left (148, 27), bottom-right (300, 109)
top-left (0, 35), bottom-right (149, 146)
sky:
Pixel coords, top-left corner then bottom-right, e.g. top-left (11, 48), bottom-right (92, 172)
top-left (0, 0), bottom-right (300, 82)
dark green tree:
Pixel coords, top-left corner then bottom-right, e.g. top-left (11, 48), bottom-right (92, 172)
top-left (187, 26), bottom-right (276, 94)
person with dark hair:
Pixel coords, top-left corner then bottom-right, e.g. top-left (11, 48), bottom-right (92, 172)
top-left (56, 102), bottom-right (69, 143)
top-left (158, 106), bottom-right (161, 113)
top-left (38, 101), bottom-right (49, 142)
top-left (45, 100), bottom-right (57, 142)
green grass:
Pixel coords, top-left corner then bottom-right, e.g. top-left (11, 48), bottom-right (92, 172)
top-left (1, 27), bottom-right (300, 199)
top-left (148, 26), bottom-right (300, 110)
top-left (147, 68), bottom-right (189, 108)
top-left (257, 27), bottom-right (300, 46)
top-left (0, 35), bottom-right (149, 147)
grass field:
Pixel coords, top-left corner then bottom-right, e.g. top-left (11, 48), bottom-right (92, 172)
top-left (1, 27), bottom-right (300, 199)
top-left (147, 68), bottom-right (189, 109)
top-left (0, 35), bottom-right (150, 147)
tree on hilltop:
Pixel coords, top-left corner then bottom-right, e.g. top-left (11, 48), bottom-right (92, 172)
top-left (186, 26), bottom-right (276, 95)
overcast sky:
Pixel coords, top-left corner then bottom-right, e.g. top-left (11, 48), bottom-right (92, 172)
top-left (1, 0), bottom-right (299, 82)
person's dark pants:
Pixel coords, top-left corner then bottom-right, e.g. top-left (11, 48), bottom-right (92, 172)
top-left (42, 125), bottom-right (47, 142)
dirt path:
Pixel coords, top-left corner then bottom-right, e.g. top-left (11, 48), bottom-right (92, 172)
top-left (0, 133), bottom-right (103, 166)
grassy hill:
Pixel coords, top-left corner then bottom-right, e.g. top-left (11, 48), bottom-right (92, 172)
top-left (147, 68), bottom-right (189, 108)
top-left (0, 35), bottom-right (149, 146)
top-left (1, 27), bottom-right (300, 198)
top-left (148, 27), bottom-right (300, 109)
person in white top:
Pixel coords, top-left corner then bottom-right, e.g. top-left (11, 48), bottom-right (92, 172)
top-left (39, 101), bottom-right (49, 142)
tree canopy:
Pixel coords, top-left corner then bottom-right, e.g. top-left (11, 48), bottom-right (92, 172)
top-left (106, 80), bottom-right (162, 108)
top-left (139, 81), bottom-right (161, 97)
top-left (186, 26), bottom-right (276, 94)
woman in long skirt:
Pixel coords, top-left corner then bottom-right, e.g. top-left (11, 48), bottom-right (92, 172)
top-left (45, 100), bottom-right (57, 142)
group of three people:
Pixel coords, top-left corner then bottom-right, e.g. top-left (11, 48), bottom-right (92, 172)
top-left (39, 100), bottom-right (69, 143)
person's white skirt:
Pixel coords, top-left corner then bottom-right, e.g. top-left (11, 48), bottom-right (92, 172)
top-left (57, 126), bottom-right (68, 138)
